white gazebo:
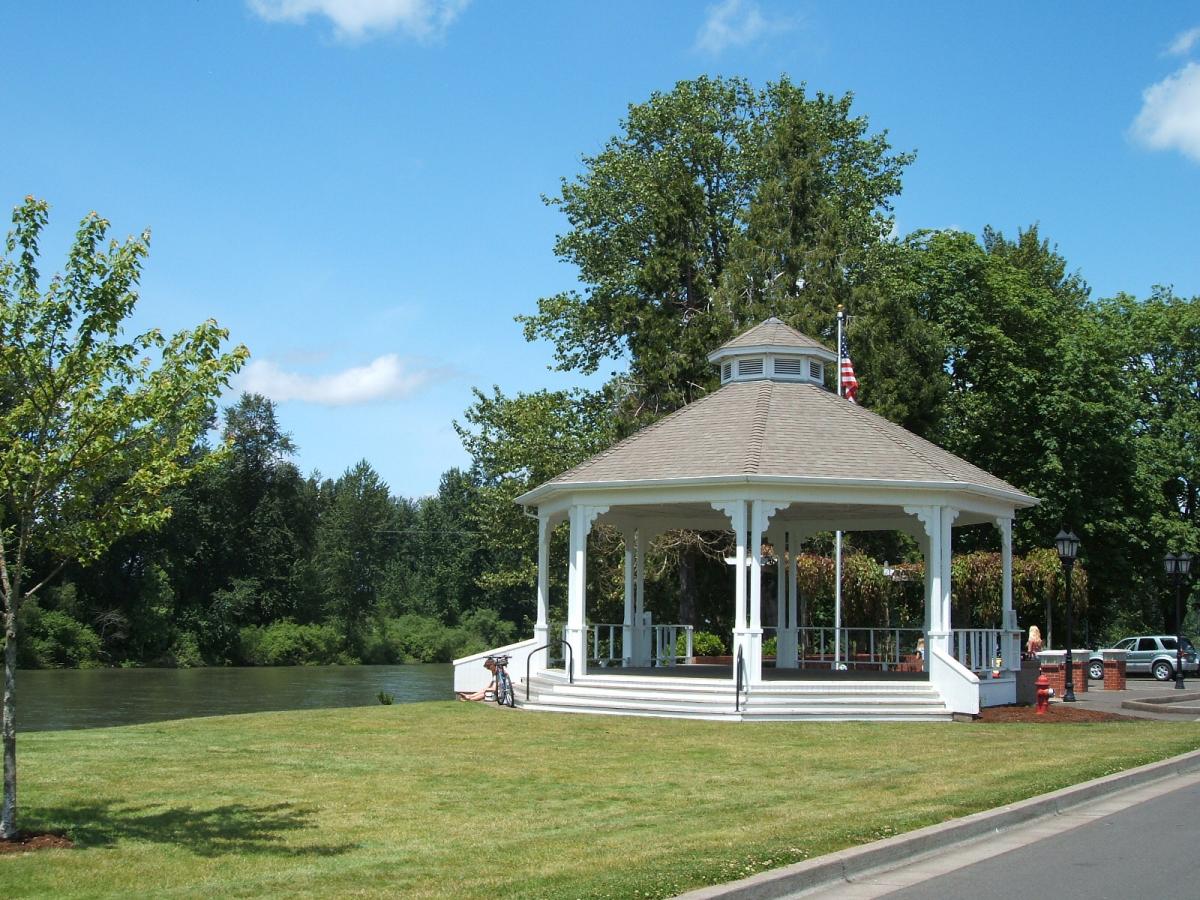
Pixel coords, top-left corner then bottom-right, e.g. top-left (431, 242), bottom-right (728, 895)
top-left (454, 319), bottom-right (1038, 721)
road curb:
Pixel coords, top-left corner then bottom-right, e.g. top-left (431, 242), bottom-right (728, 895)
top-left (1122, 692), bottom-right (1200, 715)
top-left (677, 748), bottom-right (1200, 899)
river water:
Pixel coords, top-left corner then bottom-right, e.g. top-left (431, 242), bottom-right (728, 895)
top-left (16, 664), bottom-right (453, 732)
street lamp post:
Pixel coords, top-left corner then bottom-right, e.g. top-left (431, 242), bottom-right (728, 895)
top-left (1164, 551), bottom-right (1193, 691)
top-left (1055, 530), bottom-right (1081, 703)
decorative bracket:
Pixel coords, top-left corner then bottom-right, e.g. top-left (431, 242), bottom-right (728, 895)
top-left (993, 516), bottom-right (1012, 551)
top-left (903, 505), bottom-right (938, 538)
top-left (580, 505), bottom-right (609, 536)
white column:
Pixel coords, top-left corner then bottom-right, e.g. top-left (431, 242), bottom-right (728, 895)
top-left (622, 526), bottom-right (635, 667)
top-left (635, 528), bottom-right (648, 665)
top-left (565, 505), bottom-right (588, 679)
top-left (713, 501), bottom-right (749, 681)
top-left (939, 507), bottom-right (958, 655)
top-left (533, 513), bottom-right (551, 672)
top-left (996, 516), bottom-right (1017, 671)
top-left (564, 504), bottom-right (608, 680)
top-left (789, 532), bottom-right (800, 666)
top-left (747, 501), bottom-right (765, 683)
top-left (906, 506), bottom-right (947, 656)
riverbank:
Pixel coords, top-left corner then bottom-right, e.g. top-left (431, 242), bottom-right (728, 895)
top-left (5, 704), bottom-right (1199, 898)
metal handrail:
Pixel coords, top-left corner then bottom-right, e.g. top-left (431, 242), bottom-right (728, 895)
top-left (526, 639), bottom-right (573, 702)
top-left (735, 646), bottom-right (747, 712)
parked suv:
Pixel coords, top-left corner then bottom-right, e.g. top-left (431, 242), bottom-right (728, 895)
top-left (1088, 636), bottom-right (1199, 682)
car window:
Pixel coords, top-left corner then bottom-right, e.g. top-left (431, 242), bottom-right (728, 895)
top-left (1137, 638), bottom-right (1158, 651)
top-left (1115, 638), bottom-right (1136, 650)
top-left (1161, 638), bottom-right (1178, 650)
top-left (1184, 638), bottom-right (1196, 652)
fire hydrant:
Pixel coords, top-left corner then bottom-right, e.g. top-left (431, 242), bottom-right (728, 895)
top-left (1035, 673), bottom-right (1051, 715)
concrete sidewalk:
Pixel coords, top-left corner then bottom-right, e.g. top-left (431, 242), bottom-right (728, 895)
top-left (677, 747), bottom-right (1200, 900)
top-left (1058, 675), bottom-right (1200, 721)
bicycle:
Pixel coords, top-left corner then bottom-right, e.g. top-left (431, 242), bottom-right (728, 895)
top-left (489, 655), bottom-right (515, 707)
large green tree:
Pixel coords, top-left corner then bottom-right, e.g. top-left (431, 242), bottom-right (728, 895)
top-left (0, 197), bottom-right (247, 838)
top-left (519, 75), bottom-right (913, 431)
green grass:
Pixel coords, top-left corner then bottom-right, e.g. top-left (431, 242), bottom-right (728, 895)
top-left (5, 704), bottom-right (1199, 898)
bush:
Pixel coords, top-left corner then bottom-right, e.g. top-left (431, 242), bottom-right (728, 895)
top-left (683, 631), bottom-right (727, 657)
top-left (238, 621), bottom-right (344, 666)
top-left (167, 632), bottom-right (204, 668)
top-left (17, 605), bottom-right (103, 669)
top-left (762, 636), bottom-right (777, 658)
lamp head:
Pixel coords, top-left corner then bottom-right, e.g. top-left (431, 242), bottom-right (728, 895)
top-left (1055, 529), bottom-right (1080, 563)
top-left (1165, 553), bottom-right (1179, 576)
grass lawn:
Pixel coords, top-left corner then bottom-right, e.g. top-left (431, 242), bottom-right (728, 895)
top-left (4, 703), bottom-right (1199, 899)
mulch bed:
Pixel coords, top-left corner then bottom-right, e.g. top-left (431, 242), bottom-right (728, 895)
top-left (976, 704), bottom-right (1137, 723)
top-left (0, 832), bottom-right (73, 854)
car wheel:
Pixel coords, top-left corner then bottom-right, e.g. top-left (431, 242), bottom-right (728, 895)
top-left (1088, 660), bottom-right (1104, 681)
top-left (1152, 660), bottom-right (1174, 682)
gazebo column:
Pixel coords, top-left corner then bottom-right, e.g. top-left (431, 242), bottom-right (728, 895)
top-left (745, 501), bottom-right (786, 684)
top-left (995, 516), bottom-right (1019, 672)
top-left (773, 528), bottom-right (798, 669)
top-left (747, 502), bottom-right (765, 684)
top-left (713, 501), bottom-right (750, 680)
top-left (622, 526), bottom-right (635, 667)
top-left (565, 503), bottom-right (607, 680)
top-left (634, 528), bottom-right (649, 665)
top-left (532, 513), bottom-right (551, 672)
top-left (906, 506), bottom-right (958, 657)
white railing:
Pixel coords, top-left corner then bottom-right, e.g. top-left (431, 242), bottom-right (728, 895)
top-left (772, 626), bottom-right (925, 670)
top-left (950, 628), bottom-right (1020, 677)
top-left (548, 622), bottom-right (694, 668)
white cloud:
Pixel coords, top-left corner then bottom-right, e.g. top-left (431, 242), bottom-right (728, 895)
top-left (248, 0), bottom-right (469, 42)
top-left (1132, 62), bottom-right (1200, 162)
top-left (1166, 26), bottom-right (1200, 57)
top-left (695, 0), bottom-right (777, 54)
top-left (240, 354), bottom-right (440, 405)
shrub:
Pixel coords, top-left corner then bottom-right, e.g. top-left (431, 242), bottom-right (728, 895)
top-left (762, 636), bottom-right (778, 658)
top-left (166, 632), bottom-right (204, 668)
top-left (683, 631), bottom-right (727, 657)
top-left (238, 621), bottom-right (344, 666)
top-left (18, 607), bottom-right (103, 669)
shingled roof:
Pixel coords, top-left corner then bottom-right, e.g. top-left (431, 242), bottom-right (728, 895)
top-left (707, 317), bottom-right (835, 361)
top-left (521, 380), bottom-right (1033, 503)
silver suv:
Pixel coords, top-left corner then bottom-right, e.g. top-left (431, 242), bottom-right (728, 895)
top-left (1087, 636), bottom-right (1199, 682)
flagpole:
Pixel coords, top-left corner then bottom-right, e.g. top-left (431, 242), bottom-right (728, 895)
top-left (834, 305), bottom-right (844, 670)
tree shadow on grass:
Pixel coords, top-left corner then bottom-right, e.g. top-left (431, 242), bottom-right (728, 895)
top-left (26, 799), bottom-right (354, 857)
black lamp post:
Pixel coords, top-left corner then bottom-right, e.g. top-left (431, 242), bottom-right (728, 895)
top-left (1164, 551), bottom-right (1193, 691)
top-left (1055, 529), bottom-right (1081, 702)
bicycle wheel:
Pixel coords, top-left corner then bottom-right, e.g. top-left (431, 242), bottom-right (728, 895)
top-left (496, 671), bottom-right (515, 707)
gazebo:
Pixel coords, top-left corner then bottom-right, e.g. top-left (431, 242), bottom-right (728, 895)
top-left (453, 318), bottom-right (1038, 721)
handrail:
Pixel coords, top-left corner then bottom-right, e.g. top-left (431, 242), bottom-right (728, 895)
top-left (734, 646), bottom-right (747, 712)
top-left (526, 639), bottom-right (573, 702)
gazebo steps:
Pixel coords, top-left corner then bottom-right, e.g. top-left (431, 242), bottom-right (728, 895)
top-left (518, 673), bottom-right (952, 722)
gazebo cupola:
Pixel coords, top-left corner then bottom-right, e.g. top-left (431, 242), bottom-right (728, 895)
top-left (708, 316), bottom-right (838, 386)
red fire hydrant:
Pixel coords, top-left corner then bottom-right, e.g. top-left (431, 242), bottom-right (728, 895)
top-left (1035, 673), bottom-right (1050, 716)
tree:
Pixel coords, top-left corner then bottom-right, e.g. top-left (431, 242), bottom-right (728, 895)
top-left (0, 197), bottom-right (246, 839)
top-left (519, 75), bottom-right (912, 432)
top-left (313, 460), bottom-right (398, 643)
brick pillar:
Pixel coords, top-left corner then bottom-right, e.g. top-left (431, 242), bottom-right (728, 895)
top-left (1102, 649), bottom-right (1129, 691)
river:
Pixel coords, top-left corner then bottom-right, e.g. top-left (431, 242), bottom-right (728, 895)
top-left (16, 664), bottom-right (453, 732)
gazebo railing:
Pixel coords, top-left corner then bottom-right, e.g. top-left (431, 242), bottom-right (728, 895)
top-left (950, 628), bottom-right (1019, 677)
top-left (547, 622), bottom-right (694, 668)
top-left (767, 626), bottom-right (925, 670)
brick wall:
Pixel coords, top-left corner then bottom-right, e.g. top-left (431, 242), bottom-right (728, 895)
top-left (1039, 660), bottom-right (1088, 695)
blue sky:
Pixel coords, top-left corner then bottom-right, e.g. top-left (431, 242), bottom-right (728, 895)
top-left (3, 2), bottom-right (1198, 498)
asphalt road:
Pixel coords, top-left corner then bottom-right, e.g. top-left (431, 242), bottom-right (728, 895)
top-left (875, 778), bottom-right (1200, 900)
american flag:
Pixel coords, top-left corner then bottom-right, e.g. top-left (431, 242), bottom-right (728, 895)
top-left (839, 328), bottom-right (859, 403)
